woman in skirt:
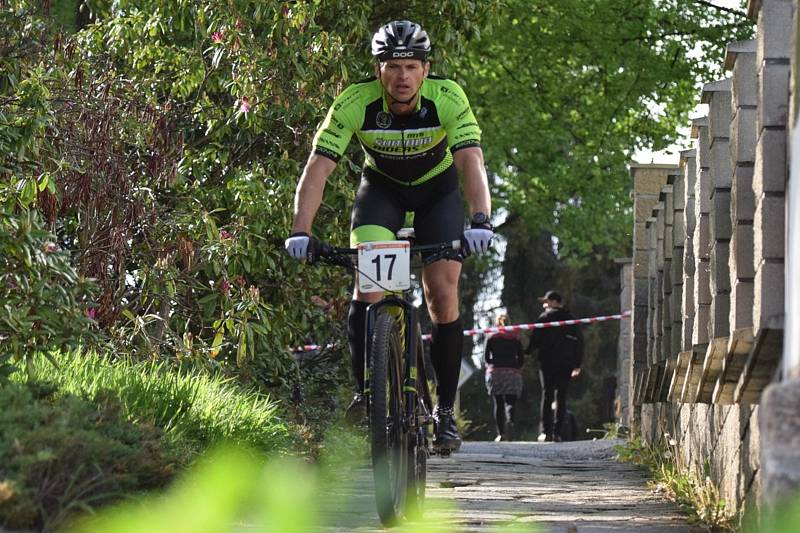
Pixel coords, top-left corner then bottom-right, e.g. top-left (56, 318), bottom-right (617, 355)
top-left (483, 314), bottom-right (524, 441)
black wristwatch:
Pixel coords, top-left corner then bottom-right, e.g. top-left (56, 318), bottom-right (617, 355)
top-left (470, 212), bottom-right (493, 230)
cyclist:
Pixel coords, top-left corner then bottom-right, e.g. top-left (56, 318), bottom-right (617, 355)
top-left (285, 20), bottom-right (493, 453)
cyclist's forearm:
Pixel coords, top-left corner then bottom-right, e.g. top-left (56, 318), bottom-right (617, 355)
top-left (454, 147), bottom-right (491, 216)
top-left (291, 154), bottom-right (337, 233)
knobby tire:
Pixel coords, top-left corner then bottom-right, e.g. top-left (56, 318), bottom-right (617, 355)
top-left (405, 324), bottom-right (430, 520)
top-left (369, 310), bottom-right (408, 526)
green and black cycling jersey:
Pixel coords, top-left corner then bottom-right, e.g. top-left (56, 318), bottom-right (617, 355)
top-left (312, 76), bottom-right (482, 186)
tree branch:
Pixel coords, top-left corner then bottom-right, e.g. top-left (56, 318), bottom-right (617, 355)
top-left (689, 0), bottom-right (748, 18)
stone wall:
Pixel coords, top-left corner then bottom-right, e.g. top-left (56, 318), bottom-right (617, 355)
top-left (616, 258), bottom-right (633, 426)
top-left (618, 0), bottom-right (798, 521)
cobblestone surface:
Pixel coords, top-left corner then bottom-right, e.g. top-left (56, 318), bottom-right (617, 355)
top-left (318, 439), bottom-right (706, 532)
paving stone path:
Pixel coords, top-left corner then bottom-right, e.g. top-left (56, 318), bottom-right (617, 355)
top-left (318, 439), bottom-right (706, 532)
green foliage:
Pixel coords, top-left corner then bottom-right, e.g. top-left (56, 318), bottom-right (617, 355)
top-left (281, 343), bottom-right (354, 456)
top-left (460, 0), bottom-right (754, 262)
top-left (1, 0), bottom-right (500, 386)
top-left (0, 349), bottom-right (291, 530)
top-left (615, 435), bottom-right (735, 531)
top-left (32, 350), bottom-right (291, 455)
top-left (68, 446), bottom-right (322, 533)
top-left (0, 380), bottom-right (175, 531)
top-left (0, 209), bottom-right (100, 375)
top-left (747, 490), bottom-right (800, 533)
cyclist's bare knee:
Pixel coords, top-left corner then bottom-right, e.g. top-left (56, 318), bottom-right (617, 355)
top-left (422, 280), bottom-right (459, 323)
top-left (422, 261), bottom-right (460, 322)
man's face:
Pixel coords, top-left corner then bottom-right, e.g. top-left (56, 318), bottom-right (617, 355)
top-left (542, 298), bottom-right (560, 309)
top-left (375, 59), bottom-right (429, 103)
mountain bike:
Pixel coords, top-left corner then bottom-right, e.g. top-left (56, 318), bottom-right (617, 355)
top-left (316, 232), bottom-right (462, 526)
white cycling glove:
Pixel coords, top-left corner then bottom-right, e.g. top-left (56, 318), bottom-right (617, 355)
top-left (285, 232), bottom-right (311, 260)
top-left (462, 228), bottom-right (494, 256)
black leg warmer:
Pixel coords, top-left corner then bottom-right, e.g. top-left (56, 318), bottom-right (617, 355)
top-left (347, 300), bottom-right (369, 393)
top-left (430, 317), bottom-right (463, 410)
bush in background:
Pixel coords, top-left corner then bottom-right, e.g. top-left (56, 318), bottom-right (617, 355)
top-left (0, 209), bottom-right (99, 376)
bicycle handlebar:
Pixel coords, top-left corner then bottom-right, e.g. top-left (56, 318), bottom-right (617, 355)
top-left (316, 239), bottom-right (463, 264)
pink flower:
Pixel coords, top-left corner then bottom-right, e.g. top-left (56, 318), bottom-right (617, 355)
top-left (211, 31), bottom-right (224, 43)
top-left (219, 229), bottom-right (233, 239)
top-left (43, 242), bottom-right (59, 253)
top-left (219, 279), bottom-right (231, 294)
top-left (86, 308), bottom-right (97, 319)
top-left (238, 97), bottom-right (251, 114)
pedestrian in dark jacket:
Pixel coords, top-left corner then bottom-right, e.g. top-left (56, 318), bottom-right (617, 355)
top-left (483, 314), bottom-right (523, 442)
top-left (528, 290), bottom-right (584, 442)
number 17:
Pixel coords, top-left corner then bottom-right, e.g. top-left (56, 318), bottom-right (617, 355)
top-left (371, 253), bottom-right (397, 281)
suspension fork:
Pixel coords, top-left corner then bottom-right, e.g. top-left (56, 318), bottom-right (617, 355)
top-left (363, 297), bottom-right (419, 428)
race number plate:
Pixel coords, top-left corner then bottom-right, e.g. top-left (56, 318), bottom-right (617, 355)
top-left (357, 241), bottom-right (411, 293)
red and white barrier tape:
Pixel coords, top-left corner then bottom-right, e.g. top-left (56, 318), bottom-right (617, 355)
top-left (292, 310), bottom-right (631, 352)
top-left (422, 309), bottom-right (632, 340)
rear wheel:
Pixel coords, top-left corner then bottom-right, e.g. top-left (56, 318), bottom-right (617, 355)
top-left (369, 310), bottom-right (408, 526)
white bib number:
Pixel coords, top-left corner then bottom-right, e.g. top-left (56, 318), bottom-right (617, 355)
top-left (357, 241), bottom-right (411, 293)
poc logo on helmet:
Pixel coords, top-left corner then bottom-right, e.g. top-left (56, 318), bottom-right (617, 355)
top-left (391, 51), bottom-right (415, 58)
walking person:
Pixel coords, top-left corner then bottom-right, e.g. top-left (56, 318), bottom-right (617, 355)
top-left (528, 290), bottom-right (583, 442)
top-left (483, 314), bottom-right (524, 442)
top-left (285, 20), bottom-right (493, 453)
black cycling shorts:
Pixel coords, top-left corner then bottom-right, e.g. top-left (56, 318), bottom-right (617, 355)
top-left (350, 165), bottom-right (463, 261)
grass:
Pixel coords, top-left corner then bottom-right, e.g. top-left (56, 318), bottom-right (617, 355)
top-left (0, 351), bottom-right (290, 531)
top-left (30, 351), bottom-right (291, 455)
top-left (615, 435), bottom-right (735, 532)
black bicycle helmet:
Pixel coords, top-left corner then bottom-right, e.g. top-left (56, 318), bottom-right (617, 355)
top-left (371, 20), bottom-right (431, 61)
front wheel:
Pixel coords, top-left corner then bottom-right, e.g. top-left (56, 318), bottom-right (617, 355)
top-left (405, 325), bottom-right (431, 520)
top-left (368, 310), bottom-right (408, 526)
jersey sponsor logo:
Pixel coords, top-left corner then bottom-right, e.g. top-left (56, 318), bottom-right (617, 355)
top-left (376, 111), bottom-right (392, 129)
top-left (438, 85), bottom-right (464, 105)
top-left (333, 92), bottom-right (358, 112)
top-left (316, 136), bottom-right (340, 148)
top-left (456, 108), bottom-right (470, 120)
top-left (314, 146), bottom-right (340, 159)
top-left (374, 151), bottom-right (428, 161)
top-left (374, 136), bottom-right (433, 149)
top-left (452, 140), bottom-right (480, 151)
